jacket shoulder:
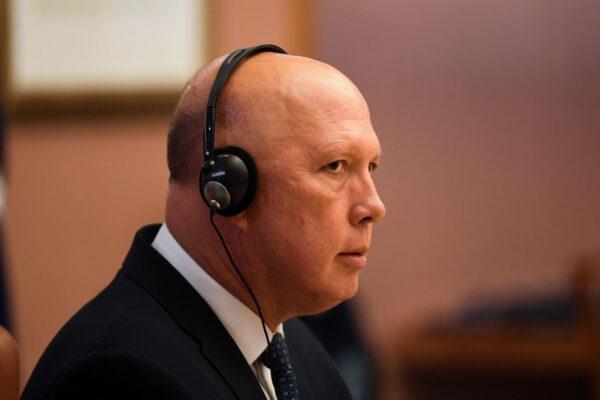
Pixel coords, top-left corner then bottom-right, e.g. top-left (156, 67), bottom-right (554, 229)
top-left (46, 350), bottom-right (197, 400)
top-left (285, 318), bottom-right (353, 400)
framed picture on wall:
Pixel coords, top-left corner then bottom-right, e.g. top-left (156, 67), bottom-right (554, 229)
top-left (2, 0), bottom-right (208, 117)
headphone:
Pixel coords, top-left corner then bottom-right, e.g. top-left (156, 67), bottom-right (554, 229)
top-left (200, 44), bottom-right (287, 216)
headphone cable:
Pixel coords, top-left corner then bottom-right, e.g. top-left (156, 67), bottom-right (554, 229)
top-left (209, 204), bottom-right (271, 346)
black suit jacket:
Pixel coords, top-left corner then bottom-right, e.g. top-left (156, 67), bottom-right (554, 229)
top-left (22, 225), bottom-right (352, 400)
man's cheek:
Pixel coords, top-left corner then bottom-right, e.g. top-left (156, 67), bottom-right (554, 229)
top-left (307, 177), bottom-right (347, 202)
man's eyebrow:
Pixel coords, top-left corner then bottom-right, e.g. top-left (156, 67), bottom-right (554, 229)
top-left (319, 140), bottom-right (352, 154)
top-left (313, 142), bottom-right (357, 162)
top-left (315, 143), bottom-right (382, 165)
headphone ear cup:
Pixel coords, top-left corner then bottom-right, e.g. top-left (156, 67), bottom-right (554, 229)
top-left (200, 146), bottom-right (258, 216)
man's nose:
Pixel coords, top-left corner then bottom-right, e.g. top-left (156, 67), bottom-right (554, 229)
top-left (349, 177), bottom-right (386, 226)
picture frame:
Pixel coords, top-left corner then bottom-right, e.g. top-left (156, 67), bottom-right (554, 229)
top-left (2, 0), bottom-right (209, 118)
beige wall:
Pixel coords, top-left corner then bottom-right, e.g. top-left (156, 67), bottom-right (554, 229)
top-left (6, 117), bottom-right (170, 384)
top-left (6, 0), bottom-right (313, 387)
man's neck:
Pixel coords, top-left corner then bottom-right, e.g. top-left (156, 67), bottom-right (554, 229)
top-left (164, 217), bottom-right (284, 331)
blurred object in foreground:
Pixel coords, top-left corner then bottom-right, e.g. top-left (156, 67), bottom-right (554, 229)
top-left (397, 251), bottom-right (600, 400)
top-left (0, 100), bottom-right (9, 330)
top-left (0, 324), bottom-right (19, 400)
top-left (302, 300), bottom-right (376, 400)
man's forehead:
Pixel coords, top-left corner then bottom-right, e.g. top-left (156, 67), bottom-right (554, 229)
top-left (271, 111), bottom-right (381, 168)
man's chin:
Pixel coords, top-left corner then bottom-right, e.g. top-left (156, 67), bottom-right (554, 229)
top-left (301, 279), bottom-right (359, 317)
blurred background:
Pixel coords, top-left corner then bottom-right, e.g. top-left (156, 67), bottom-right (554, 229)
top-left (1, 0), bottom-right (600, 399)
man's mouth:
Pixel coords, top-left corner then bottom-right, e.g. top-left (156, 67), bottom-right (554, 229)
top-left (337, 249), bottom-right (368, 268)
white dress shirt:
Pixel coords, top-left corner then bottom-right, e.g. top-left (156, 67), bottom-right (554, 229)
top-left (151, 223), bottom-right (281, 400)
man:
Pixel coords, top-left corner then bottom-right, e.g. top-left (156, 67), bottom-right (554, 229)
top-left (22, 45), bottom-right (385, 399)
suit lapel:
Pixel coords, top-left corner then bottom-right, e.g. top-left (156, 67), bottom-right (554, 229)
top-left (122, 225), bottom-right (266, 400)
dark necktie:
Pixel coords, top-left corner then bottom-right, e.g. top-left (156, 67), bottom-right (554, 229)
top-left (259, 333), bottom-right (300, 400)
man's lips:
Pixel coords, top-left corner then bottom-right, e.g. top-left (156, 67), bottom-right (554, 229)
top-left (337, 249), bottom-right (368, 268)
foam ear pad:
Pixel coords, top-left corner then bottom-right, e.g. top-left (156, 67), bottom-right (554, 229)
top-left (199, 146), bottom-right (258, 216)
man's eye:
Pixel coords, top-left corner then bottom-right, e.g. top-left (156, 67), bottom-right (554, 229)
top-left (327, 160), bottom-right (343, 172)
top-left (368, 162), bottom-right (378, 175)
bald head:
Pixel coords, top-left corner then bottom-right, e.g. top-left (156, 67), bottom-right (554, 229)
top-left (167, 51), bottom-right (369, 185)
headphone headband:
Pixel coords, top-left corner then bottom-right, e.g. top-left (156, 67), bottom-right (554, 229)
top-left (203, 44), bottom-right (287, 169)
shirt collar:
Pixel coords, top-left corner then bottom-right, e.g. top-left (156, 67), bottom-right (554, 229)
top-left (151, 223), bottom-right (282, 365)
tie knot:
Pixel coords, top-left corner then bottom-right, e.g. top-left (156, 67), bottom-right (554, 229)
top-left (260, 333), bottom-right (288, 371)
top-left (259, 333), bottom-right (300, 399)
